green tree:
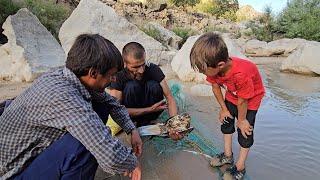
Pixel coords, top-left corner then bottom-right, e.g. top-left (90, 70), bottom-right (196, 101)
top-left (276, 0), bottom-right (320, 41)
top-left (247, 5), bottom-right (275, 42)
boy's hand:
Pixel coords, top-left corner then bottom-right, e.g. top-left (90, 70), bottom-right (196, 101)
top-left (237, 119), bottom-right (253, 139)
top-left (219, 109), bottom-right (233, 124)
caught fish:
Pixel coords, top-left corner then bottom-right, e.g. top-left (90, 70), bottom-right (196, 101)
top-left (138, 113), bottom-right (194, 137)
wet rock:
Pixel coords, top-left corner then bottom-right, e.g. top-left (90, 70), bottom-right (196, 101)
top-left (281, 41), bottom-right (320, 75)
top-left (59, 0), bottom-right (167, 65)
top-left (245, 38), bottom-right (306, 57)
top-left (0, 8), bottom-right (65, 82)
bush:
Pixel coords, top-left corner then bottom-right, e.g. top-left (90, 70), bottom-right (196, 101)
top-left (169, 0), bottom-right (200, 7)
top-left (204, 26), bottom-right (228, 33)
top-left (194, 0), bottom-right (238, 21)
top-left (0, 0), bottom-right (22, 43)
top-left (24, 0), bottom-right (71, 40)
top-left (247, 6), bottom-right (275, 42)
top-left (0, 0), bottom-right (21, 26)
top-left (172, 27), bottom-right (195, 48)
top-left (276, 0), bottom-right (320, 41)
top-left (141, 26), bottom-right (162, 42)
top-left (0, 0), bottom-right (70, 41)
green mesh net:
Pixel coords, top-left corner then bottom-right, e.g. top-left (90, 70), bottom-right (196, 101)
top-left (152, 81), bottom-right (219, 158)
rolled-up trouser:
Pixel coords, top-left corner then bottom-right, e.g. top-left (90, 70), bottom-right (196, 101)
top-left (122, 80), bottom-right (164, 127)
top-left (221, 100), bottom-right (257, 148)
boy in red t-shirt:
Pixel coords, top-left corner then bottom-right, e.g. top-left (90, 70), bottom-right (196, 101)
top-left (190, 32), bottom-right (265, 180)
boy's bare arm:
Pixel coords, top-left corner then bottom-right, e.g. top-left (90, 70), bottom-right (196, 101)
top-left (212, 84), bottom-right (233, 123)
top-left (237, 97), bottom-right (253, 139)
top-left (211, 83), bottom-right (228, 111)
top-left (237, 97), bottom-right (248, 121)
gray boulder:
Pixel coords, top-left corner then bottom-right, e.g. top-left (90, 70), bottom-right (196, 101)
top-left (0, 8), bottom-right (65, 82)
top-left (245, 38), bottom-right (306, 57)
top-left (59, 0), bottom-right (168, 65)
top-left (281, 41), bottom-right (320, 75)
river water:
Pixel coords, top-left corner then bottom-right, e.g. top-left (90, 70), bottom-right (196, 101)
top-left (1, 61), bottom-right (319, 180)
top-left (136, 62), bottom-right (320, 180)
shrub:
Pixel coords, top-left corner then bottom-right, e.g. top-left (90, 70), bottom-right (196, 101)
top-left (172, 27), bottom-right (195, 48)
top-left (194, 0), bottom-right (238, 21)
top-left (141, 26), bottom-right (162, 42)
top-left (0, 0), bottom-right (70, 41)
top-left (24, 0), bottom-right (71, 40)
top-left (0, 0), bottom-right (22, 26)
top-left (0, 0), bottom-right (22, 43)
top-left (276, 0), bottom-right (320, 41)
top-left (204, 26), bottom-right (228, 33)
top-left (169, 0), bottom-right (200, 7)
top-left (247, 6), bottom-right (275, 42)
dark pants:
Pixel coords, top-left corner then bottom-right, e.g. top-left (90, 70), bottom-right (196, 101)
top-left (122, 80), bottom-right (164, 127)
top-left (11, 101), bottom-right (109, 180)
top-left (221, 100), bottom-right (257, 148)
top-left (0, 99), bottom-right (13, 116)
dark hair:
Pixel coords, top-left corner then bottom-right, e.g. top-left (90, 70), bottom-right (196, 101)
top-left (190, 32), bottom-right (229, 72)
top-left (66, 34), bottom-right (123, 77)
top-left (122, 42), bottom-right (145, 61)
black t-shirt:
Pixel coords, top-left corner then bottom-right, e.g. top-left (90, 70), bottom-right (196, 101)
top-left (110, 63), bottom-right (165, 91)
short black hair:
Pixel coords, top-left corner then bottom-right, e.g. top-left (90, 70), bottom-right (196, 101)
top-left (66, 34), bottom-right (123, 77)
top-left (190, 32), bottom-right (229, 72)
top-left (122, 42), bottom-right (145, 61)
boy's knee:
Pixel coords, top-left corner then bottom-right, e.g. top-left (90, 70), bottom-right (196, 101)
top-left (221, 117), bottom-right (235, 134)
top-left (237, 129), bottom-right (254, 148)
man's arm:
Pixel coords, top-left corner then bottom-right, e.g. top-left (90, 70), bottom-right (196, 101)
top-left (90, 91), bottom-right (136, 134)
top-left (92, 91), bottom-right (143, 157)
top-left (160, 79), bottom-right (177, 117)
top-left (43, 92), bottom-right (137, 174)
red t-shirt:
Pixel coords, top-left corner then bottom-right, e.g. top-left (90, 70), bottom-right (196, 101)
top-left (206, 57), bottom-right (265, 110)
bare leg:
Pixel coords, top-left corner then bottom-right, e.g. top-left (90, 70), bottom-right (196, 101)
top-left (224, 134), bottom-right (233, 157)
top-left (236, 147), bottom-right (250, 170)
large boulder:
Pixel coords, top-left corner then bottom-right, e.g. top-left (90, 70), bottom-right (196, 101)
top-left (171, 33), bottom-right (247, 82)
top-left (0, 8), bottom-right (65, 82)
top-left (143, 22), bottom-right (182, 50)
top-left (281, 41), bottom-right (320, 75)
top-left (245, 38), bottom-right (306, 57)
top-left (244, 39), bottom-right (267, 56)
top-left (59, 0), bottom-right (167, 65)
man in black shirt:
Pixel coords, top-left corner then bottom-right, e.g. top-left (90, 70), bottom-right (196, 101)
top-left (109, 42), bottom-right (182, 139)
